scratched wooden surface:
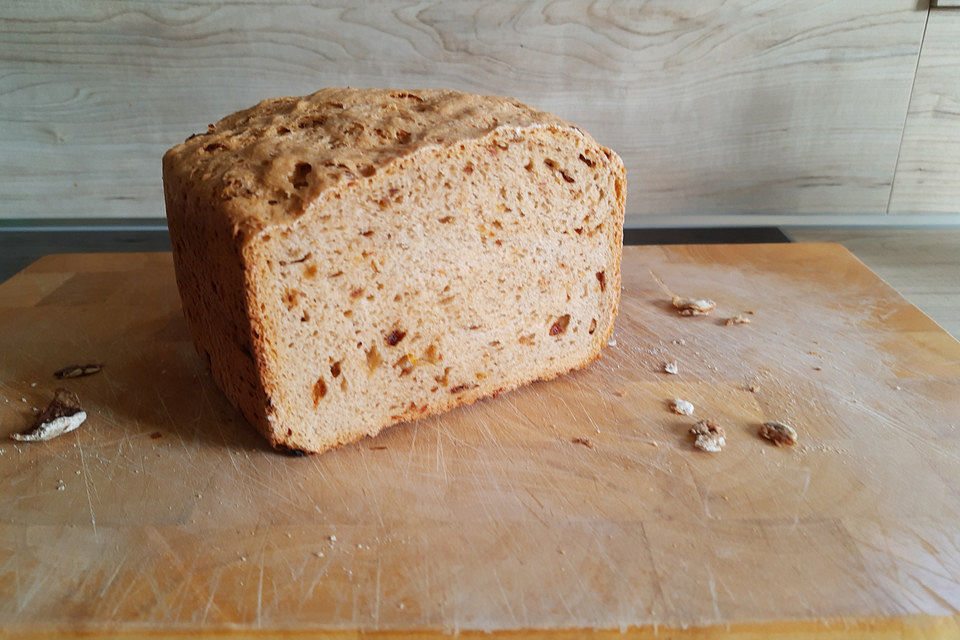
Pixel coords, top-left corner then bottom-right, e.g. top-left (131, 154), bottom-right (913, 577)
top-left (2, 0), bottom-right (949, 223)
top-left (1, 244), bottom-right (959, 638)
top-left (788, 228), bottom-right (960, 338)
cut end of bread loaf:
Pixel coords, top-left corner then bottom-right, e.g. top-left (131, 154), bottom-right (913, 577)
top-left (163, 88), bottom-right (625, 454)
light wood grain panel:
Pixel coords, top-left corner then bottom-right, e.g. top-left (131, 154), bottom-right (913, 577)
top-left (0, 1), bottom-right (927, 221)
top-left (1, 245), bottom-right (960, 636)
top-left (888, 10), bottom-right (960, 214)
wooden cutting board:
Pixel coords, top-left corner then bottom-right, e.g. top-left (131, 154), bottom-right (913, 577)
top-left (1, 243), bottom-right (959, 639)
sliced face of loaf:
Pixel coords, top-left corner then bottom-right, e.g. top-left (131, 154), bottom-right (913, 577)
top-left (163, 89), bottom-right (625, 453)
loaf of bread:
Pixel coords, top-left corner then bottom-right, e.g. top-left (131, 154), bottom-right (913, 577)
top-left (162, 88), bottom-right (625, 454)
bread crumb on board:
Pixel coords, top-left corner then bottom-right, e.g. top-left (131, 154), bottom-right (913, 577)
top-left (671, 296), bottom-right (717, 316)
top-left (54, 363), bottom-right (103, 379)
top-left (691, 420), bottom-right (726, 453)
top-left (571, 437), bottom-right (593, 448)
top-left (671, 398), bottom-right (695, 416)
top-left (759, 421), bottom-right (798, 446)
top-left (724, 314), bottom-right (751, 326)
top-left (10, 388), bottom-right (86, 442)
top-left (663, 361), bottom-right (679, 375)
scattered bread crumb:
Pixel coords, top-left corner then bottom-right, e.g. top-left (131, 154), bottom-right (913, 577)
top-left (607, 338), bottom-right (617, 347)
top-left (671, 398), bottom-right (695, 416)
top-left (329, 534), bottom-right (337, 542)
top-left (11, 388), bottom-right (86, 442)
top-left (571, 437), bottom-right (593, 448)
top-left (672, 296), bottom-right (717, 316)
top-left (759, 421), bottom-right (798, 446)
top-left (691, 420), bottom-right (726, 453)
top-left (663, 361), bottom-right (679, 375)
top-left (749, 385), bottom-right (759, 393)
top-left (672, 338), bottom-right (686, 345)
top-left (54, 363), bottom-right (103, 379)
top-left (724, 314), bottom-right (751, 326)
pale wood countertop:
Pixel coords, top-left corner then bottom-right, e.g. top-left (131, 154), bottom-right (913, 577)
top-left (2, 244), bottom-right (959, 636)
top-left (787, 228), bottom-right (960, 338)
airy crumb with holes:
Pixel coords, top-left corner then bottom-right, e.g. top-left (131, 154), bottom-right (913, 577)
top-left (759, 421), bottom-right (798, 446)
top-left (163, 88), bottom-right (625, 454)
top-left (671, 296), bottom-right (717, 316)
top-left (690, 420), bottom-right (726, 453)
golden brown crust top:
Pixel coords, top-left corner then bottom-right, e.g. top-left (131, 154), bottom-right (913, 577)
top-left (162, 88), bottom-right (576, 235)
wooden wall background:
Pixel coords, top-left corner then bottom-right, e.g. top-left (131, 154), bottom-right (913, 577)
top-left (1, 1), bottom-right (957, 226)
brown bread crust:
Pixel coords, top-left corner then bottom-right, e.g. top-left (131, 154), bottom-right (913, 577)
top-left (163, 88), bottom-right (624, 453)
